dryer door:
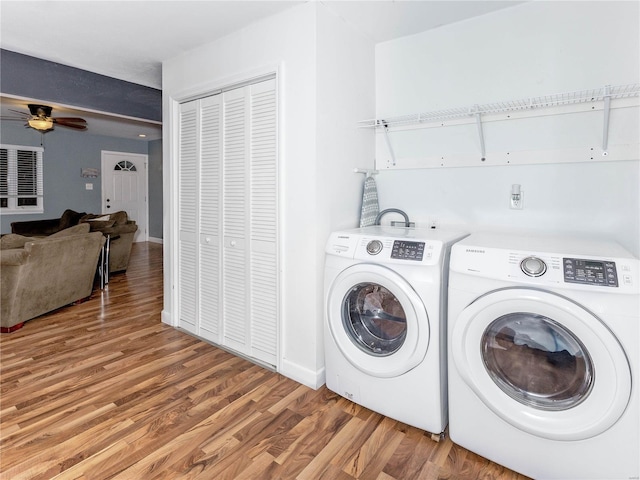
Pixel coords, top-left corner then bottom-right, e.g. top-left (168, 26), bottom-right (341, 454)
top-left (451, 288), bottom-right (632, 441)
top-left (327, 264), bottom-right (430, 377)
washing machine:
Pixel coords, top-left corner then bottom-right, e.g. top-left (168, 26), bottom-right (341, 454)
top-left (324, 226), bottom-right (468, 436)
top-left (448, 232), bottom-right (639, 480)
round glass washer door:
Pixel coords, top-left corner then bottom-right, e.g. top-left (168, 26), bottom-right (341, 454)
top-left (451, 288), bottom-right (631, 441)
top-left (326, 263), bottom-right (430, 378)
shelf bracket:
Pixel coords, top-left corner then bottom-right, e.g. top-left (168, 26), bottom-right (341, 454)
top-left (380, 120), bottom-right (397, 166)
top-left (472, 105), bottom-right (486, 161)
top-left (602, 84), bottom-right (611, 156)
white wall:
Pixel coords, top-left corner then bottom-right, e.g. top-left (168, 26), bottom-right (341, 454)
top-left (374, 1), bottom-right (640, 255)
top-left (162, 3), bottom-right (374, 388)
top-left (314, 5), bottom-right (376, 376)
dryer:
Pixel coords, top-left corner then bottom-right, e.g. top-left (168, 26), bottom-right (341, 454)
top-left (324, 226), bottom-right (467, 436)
top-left (448, 232), bottom-right (639, 479)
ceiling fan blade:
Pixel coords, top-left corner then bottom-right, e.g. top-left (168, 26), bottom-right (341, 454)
top-left (53, 117), bottom-right (87, 123)
top-left (8, 109), bottom-right (30, 117)
top-left (53, 118), bottom-right (87, 130)
top-left (0, 116), bottom-right (26, 121)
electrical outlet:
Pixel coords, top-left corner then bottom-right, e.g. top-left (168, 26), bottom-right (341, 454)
top-left (510, 184), bottom-right (524, 210)
top-left (429, 218), bottom-right (438, 229)
top-left (510, 192), bottom-right (523, 209)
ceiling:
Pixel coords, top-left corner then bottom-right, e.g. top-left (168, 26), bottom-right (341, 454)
top-left (0, 0), bottom-right (523, 140)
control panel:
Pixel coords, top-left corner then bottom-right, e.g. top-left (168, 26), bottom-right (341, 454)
top-left (391, 240), bottom-right (425, 261)
top-left (563, 258), bottom-right (618, 287)
top-left (350, 236), bottom-right (441, 264)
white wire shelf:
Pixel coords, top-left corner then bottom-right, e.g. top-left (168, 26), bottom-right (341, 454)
top-left (360, 83), bottom-right (639, 165)
top-left (359, 83), bottom-right (640, 129)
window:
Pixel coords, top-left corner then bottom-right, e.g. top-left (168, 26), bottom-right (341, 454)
top-left (114, 160), bottom-right (137, 171)
top-left (0, 144), bottom-right (44, 213)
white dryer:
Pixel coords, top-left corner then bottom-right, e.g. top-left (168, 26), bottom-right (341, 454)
top-left (324, 226), bottom-right (467, 436)
top-left (448, 232), bottom-right (639, 480)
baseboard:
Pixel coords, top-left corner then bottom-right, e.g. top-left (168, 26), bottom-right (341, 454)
top-left (279, 358), bottom-right (326, 390)
top-left (148, 237), bottom-right (163, 244)
top-left (161, 309), bottom-right (173, 326)
top-left (1, 322), bottom-right (24, 333)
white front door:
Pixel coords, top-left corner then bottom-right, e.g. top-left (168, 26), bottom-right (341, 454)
top-left (101, 151), bottom-right (148, 242)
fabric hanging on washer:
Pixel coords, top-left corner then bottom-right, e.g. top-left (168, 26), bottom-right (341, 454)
top-left (359, 175), bottom-right (379, 227)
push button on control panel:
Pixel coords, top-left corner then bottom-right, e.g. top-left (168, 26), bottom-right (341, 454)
top-left (520, 256), bottom-right (547, 277)
top-left (366, 240), bottom-right (383, 255)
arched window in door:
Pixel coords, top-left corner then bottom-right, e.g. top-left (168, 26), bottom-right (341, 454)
top-left (114, 160), bottom-right (137, 172)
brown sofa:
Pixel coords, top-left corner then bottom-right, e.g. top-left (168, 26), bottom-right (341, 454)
top-left (11, 209), bottom-right (138, 273)
top-left (11, 208), bottom-right (86, 236)
top-left (0, 224), bottom-right (105, 332)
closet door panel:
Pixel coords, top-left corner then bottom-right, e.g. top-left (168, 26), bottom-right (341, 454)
top-left (249, 79), bottom-right (278, 364)
top-left (222, 87), bottom-right (249, 353)
top-left (199, 95), bottom-right (222, 341)
top-left (178, 100), bottom-right (199, 333)
top-left (223, 87), bottom-right (247, 240)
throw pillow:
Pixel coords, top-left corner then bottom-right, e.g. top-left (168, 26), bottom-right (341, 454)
top-left (0, 234), bottom-right (32, 250)
top-left (48, 223), bottom-right (91, 238)
top-left (80, 213), bottom-right (108, 222)
top-left (88, 215), bottom-right (111, 222)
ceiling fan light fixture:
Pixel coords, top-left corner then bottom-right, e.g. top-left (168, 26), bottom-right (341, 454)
top-left (28, 118), bottom-right (54, 131)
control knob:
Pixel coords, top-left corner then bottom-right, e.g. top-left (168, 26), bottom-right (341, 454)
top-left (520, 256), bottom-right (547, 277)
top-left (366, 240), bottom-right (383, 255)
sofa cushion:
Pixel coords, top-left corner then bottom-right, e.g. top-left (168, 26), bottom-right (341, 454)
top-left (81, 211), bottom-right (128, 229)
top-left (48, 223), bottom-right (91, 238)
top-left (0, 248), bottom-right (29, 266)
top-left (87, 221), bottom-right (116, 231)
top-left (59, 209), bottom-right (86, 229)
top-left (0, 234), bottom-right (33, 250)
top-left (80, 214), bottom-right (116, 231)
top-left (110, 211), bottom-right (129, 226)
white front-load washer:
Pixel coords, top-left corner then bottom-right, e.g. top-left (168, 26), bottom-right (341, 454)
top-left (448, 232), bottom-right (639, 480)
top-left (324, 226), bottom-right (467, 436)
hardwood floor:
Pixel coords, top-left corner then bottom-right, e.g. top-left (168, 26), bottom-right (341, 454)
top-left (0, 242), bottom-right (530, 480)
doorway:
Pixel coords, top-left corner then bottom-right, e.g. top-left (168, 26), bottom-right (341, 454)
top-left (101, 151), bottom-right (148, 242)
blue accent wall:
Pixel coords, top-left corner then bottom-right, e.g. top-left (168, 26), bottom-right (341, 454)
top-left (148, 139), bottom-right (163, 239)
top-left (1, 49), bottom-right (161, 121)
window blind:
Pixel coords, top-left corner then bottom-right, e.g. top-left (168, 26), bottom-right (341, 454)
top-left (0, 144), bottom-right (44, 212)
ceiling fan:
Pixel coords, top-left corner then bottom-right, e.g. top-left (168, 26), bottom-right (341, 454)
top-left (3, 104), bottom-right (88, 133)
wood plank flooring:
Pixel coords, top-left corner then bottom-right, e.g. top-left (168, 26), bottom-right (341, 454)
top-left (0, 242), bottom-right (530, 479)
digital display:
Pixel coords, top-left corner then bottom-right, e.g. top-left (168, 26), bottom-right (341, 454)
top-left (563, 258), bottom-right (618, 287)
top-left (391, 241), bottom-right (425, 261)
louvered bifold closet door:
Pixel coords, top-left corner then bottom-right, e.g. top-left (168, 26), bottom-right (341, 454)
top-left (177, 100), bottom-right (199, 334)
top-left (176, 77), bottom-right (278, 365)
top-left (198, 95), bottom-right (222, 342)
top-left (222, 86), bottom-right (249, 354)
top-left (248, 79), bottom-right (278, 366)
